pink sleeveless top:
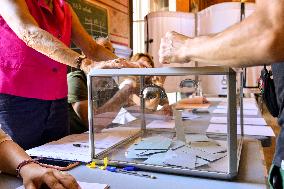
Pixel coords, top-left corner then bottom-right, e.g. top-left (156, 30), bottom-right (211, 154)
top-left (0, 0), bottom-right (72, 100)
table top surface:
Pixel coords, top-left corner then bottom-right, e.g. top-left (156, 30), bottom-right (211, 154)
top-left (0, 139), bottom-right (267, 189)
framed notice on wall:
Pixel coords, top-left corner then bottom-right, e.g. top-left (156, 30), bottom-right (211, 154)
top-left (67, 0), bottom-right (108, 39)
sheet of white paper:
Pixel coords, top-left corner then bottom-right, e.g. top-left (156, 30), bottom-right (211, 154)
top-left (132, 136), bottom-right (172, 150)
top-left (27, 127), bottom-right (140, 162)
top-left (185, 134), bottom-right (212, 143)
top-left (181, 111), bottom-right (201, 120)
top-left (189, 141), bottom-right (227, 154)
top-left (206, 124), bottom-right (275, 137)
top-left (143, 152), bottom-right (168, 165)
top-left (169, 140), bottom-right (186, 150)
top-left (26, 133), bottom-right (92, 162)
top-left (210, 117), bottom-right (267, 126)
top-left (163, 149), bottom-right (197, 169)
top-left (196, 157), bottom-right (210, 167)
top-left (112, 108), bottom-right (136, 124)
top-left (208, 97), bottom-right (256, 103)
top-left (217, 101), bottom-right (258, 110)
top-left (177, 146), bottom-right (226, 162)
top-left (139, 149), bottom-right (168, 156)
top-left (125, 146), bottom-right (150, 159)
top-left (146, 120), bottom-right (175, 129)
top-left (212, 108), bottom-right (258, 116)
top-left (16, 181), bottom-right (109, 189)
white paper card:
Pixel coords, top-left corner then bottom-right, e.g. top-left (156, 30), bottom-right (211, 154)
top-left (206, 124), bottom-right (275, 137)
top-left (212, 109), bottom-right (258, 116)
top-left (146, 120), bottom-right (175, 129)
top-left (27, 127), bottom-right (140, 162)
top-left (217, 102), bottom-right (258, 110)
top-left (185, 134), bottom-right (211, 143)
top-left (210, 117), bottom-right (267, 126)
top-left (181, 112), bottom-right (201, 120)
top-left (132, 136), bottom-right (172, 150)
top-left (112, 108), bottom-right (136, 124)
top-left (16, 181), bottom-right (109, 189)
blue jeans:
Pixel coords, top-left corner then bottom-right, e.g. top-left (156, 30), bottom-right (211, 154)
top-left (0, 94), bottom-right (69, 150)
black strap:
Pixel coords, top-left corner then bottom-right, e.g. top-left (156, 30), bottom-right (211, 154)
top-left (145, 15), bottom-right (153, 53)
top-left (240, 2), bottom-right (245, 21)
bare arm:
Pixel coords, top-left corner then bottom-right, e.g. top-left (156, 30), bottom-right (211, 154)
top-left (0, 139), bottom-right (31, 175)
top-left (0, 0), bottom-right (81, 68)
top-left (0, 140), bottom-right (79, 189)
top-left (0, 0), bottom-right (121, 74)
top-left (69, 6), bottom-right (117, 61)
top-left (160, 0), bottom-right (284, 67)
top-left (72, 84), bottom-right (136, 128)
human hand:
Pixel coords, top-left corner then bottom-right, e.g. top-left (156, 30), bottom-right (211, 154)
top-left (119, 78), bottom-right (140, 94)
top-left (159, 104), bottom-right (173, 117)
top-left (20, 163), bottom-right (80, 189)
top-left (81, 58), bottom-right (147, 74)
top-left (159, 31), bottom-right (191, 64)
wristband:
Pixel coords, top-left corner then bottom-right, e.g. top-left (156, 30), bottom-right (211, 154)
top-left (16, 159), bottom-right (40, 178)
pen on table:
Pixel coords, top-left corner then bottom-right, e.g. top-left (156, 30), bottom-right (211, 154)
top-left (72, 143), bottom-right (105, 149)
top-left (73, 143), bottom-right (89, 148)
top-left (106, 166), bottom-right (157, 179)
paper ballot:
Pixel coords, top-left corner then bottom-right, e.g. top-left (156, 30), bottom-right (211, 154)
top-left (206, 124), bottom-right (275, 137)
top-left (17, 181), bottom-right (109, 189)
top-left (212, 108), bottom-right (258, 116)
top-left (210, 117), bottom-right (267, 126)
top-left (26, 127), bottom-right (140, 162)
top-left (217, 102), bottom-right (258, 110)
top-left (112, 108), bottom-right (136, 124)
top-left (146, 120), bottom-right (175, 129)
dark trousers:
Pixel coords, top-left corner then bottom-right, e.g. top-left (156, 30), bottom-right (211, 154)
top-left (0, 94), bottom-right (69, 150)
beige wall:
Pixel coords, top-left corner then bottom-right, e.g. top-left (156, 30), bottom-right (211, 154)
top-left (87, 0), bottom-right (130, 47)
top-left (192, 0), bottom-right (255, 11)
top-left (176, 0), bottom-right (255, 12)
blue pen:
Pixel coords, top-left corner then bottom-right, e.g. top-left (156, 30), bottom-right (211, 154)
top-left (106, 166), bottom-right (156, 179)
top-left (123, 166), bottom-right (140, 171)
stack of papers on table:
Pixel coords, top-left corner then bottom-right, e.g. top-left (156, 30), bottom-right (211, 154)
top-left (213, 98), bottom-right (259, 116)
top-left (206, 124), bottom-right (275, 137)
top-left (217, 101), bottom-right (258, 110)
top-left (212, 108), bottom-right (258, 116)
top-left (126, 134), bottom-right (227, 169)
top-left (17, 181), bottom-right (109, 189)
top-left (210, 117), bottom-right (267, 126)
top-left (125, 136), bottom-right (172, 159)
top-left (26, 127), bottom-right (140, 162)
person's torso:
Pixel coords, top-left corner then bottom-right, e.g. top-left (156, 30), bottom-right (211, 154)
top-left (271, 63), bottom-right (284, 167)
top-left (0, 0), bottom-right (72, 100)
top-left (272, 63), bottom-right (284, 125)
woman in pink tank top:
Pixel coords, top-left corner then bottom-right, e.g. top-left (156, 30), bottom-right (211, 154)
top-left (0, 1), bottom-right (141, 187)
top-left (0, 0), bottom-right (145, 188)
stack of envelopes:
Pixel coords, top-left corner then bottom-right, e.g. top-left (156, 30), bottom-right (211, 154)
top-left (125, 136), bottom-right (172, 159)
top-left (126, 134), bottom-right (227, 169)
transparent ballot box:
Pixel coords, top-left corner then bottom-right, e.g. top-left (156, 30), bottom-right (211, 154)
top-left (87, 67), bottom-right (244, 179)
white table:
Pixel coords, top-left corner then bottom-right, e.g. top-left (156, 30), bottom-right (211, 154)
top-left (0, 139), bottom-right (267, 189)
